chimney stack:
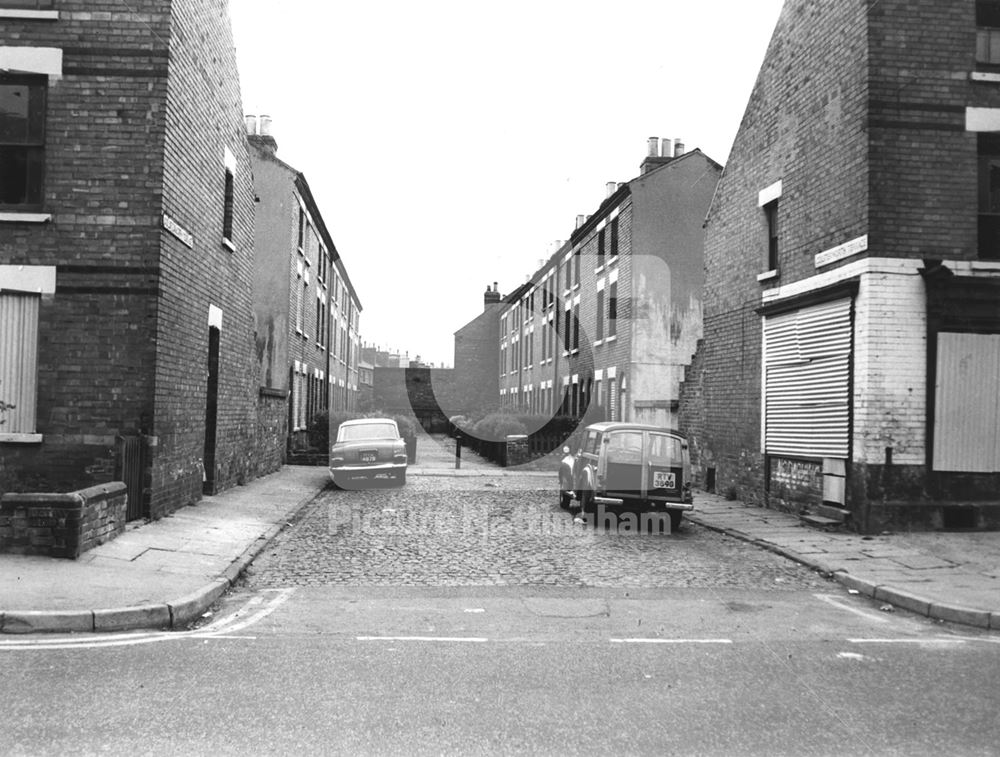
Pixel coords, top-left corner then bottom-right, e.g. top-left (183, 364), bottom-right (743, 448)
top-left (246, 113), bottom-right (278, 154)
top-left (484, 283), bottom-right (501, 308)
top-left (641, 135), bottom-right (675, 174)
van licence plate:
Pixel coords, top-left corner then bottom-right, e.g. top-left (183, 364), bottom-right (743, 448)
top-left (653, 471), bottom-right (676, 489)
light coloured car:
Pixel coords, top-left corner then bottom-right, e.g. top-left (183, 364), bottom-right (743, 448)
top-left (559, 422), bottom-right (694, 531)
top-left (329, 418), bottom-right (407, 488)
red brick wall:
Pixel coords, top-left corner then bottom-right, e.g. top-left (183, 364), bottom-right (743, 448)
top-left (152, 0), bottom-right (263, 516)
top-left (693, 0), bottom-right (870, 503)
top-left (1, 2), bottom-right (169, 494)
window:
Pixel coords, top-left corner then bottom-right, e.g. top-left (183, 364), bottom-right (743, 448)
top-left (572, 302), bottom-right (580, 350)
top-left (564, 260), bottom-right (571, 291)
top-left (222, 167), bottom-right (234, 244)
top-left (573, 250), bottom-right (580, 287)
top-left (0, 291), bottom-right (40, 437)
top-left (597, 228), bottom-right (606, 269)
top-left (978, 1), bottom-right (1000, 65)
top-left (608, 280), bottom-right (618, 337)
top-left (0, 75), bottom-right (46, 210)
top-left (297, 208), bottom-right (305, 250)
top-left (610, 217), bottom-right (619, 259)
top-left (563, 306), bottom-right (571, 353)
top-left (764, 199), bottom-right (779, 271)
top-left (596, 288), bottom-right (605, 341)
top-left (978, 134), bottom-right (1000, 259)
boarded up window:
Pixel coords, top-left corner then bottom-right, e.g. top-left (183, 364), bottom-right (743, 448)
top-left (763, 298), bottom-right (852, 459)
top-left (0, 291), bottom-right (40, 434)
top-left (933, 332), bottom-right (1000, 472)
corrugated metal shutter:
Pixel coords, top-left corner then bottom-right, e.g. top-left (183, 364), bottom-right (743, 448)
top-left (0, 292), bottom-right (40, 434)
top-left (933, 332), bottom-right (1000, 472)
top-left (764, 297), bottom-right (852, 458)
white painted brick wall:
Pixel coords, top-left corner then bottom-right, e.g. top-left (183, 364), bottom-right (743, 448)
top-left (852, 264), bottom-right (927, 465)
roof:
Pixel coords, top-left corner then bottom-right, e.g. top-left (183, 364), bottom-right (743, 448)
top-left (583, 422), bottom-right (688, 438)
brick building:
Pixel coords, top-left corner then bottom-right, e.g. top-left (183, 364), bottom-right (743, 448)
top-left (499, 140), bottom-right (721, 430)
top-left (451, 284), bottom-right (503, 417)
top-left (681, 0), bottom-right (1000, 531)
top-left (247, 118), bottom-right (362, 454)
top-left (0, 0), bottom-right (278, 519)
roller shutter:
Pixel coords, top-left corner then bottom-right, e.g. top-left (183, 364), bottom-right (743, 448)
top-left (763, 297), bottom-right (852, 458)
top-left (0, 291), bottom-right (40, 434)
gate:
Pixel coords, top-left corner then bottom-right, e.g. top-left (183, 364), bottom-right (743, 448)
top-left (116, 435), bottom-right (148, 521)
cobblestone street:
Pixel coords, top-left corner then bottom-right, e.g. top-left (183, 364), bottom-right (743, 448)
top-left (245, 472), bottom-right (826, 591)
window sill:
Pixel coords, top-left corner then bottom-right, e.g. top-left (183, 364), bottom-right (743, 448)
top-left (595, 264), bottom-right (605, 274)
top-left (757, 269), bottom-right (779, 283)
top-left (0, 212), bottom-right (52, 224)
top-left (605, 335), bottom-right (617, 343)
top-left (222, 237), bottom-right (236, 253)
top-left (607, 255), bottom-right (619, 266)
top-left (971, 71), bottom-right (1000, 83)
top-left (594, 339), bottom-right (604, 347)
top-left (0, 433), bottom-right (43, 444)
top-left (0, 10), bottom-right (58, 19)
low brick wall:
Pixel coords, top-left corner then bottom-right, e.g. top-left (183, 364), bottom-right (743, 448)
top-left (0, 482), bottom-right (128, 559)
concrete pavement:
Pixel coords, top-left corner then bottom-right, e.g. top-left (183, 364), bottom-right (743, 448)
top-left (688, 492), bottom-right (1000, 630)
top-left (1, 430), bottom-right (998, 632)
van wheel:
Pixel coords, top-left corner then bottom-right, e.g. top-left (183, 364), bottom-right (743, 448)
top-left (669, 510), bottom-right (683, 532)
top-left (559, 477), bottom-right (572, 509)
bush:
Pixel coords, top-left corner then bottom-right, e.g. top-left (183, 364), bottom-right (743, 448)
top-left (392, 414), bottom-right (419, 440)
top-left (471, 412), bottom-right (527, 442)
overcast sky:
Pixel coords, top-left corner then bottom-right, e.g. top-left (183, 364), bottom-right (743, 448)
top-left (229, 0), bottom-right (785, 367)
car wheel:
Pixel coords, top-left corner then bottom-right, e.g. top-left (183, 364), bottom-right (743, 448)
top-left (396, 470), bottom-right (407, 487)
top-left (329, 474), bottom-right (341, 490)
top-left (668, 509), bottom-right (683, 532)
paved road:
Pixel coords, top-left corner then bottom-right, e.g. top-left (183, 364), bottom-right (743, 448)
top-left (244, 474), bottom-right (823, 590)
top-left (3, 472), bottom-right (998, 756)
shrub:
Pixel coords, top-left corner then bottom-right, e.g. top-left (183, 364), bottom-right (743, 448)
top-left (471, 412), bottom-right (527, 442)
top-left (392, 414), bottom-right (419, 440)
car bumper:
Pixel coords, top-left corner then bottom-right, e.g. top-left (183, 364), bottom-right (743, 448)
top-left (593, 496), bottom-right (694, 511)
top-left (330, 462), bottom-right (406, 478)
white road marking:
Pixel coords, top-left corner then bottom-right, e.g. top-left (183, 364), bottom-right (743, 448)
top-left (813, 593), bottom-right (891, 624)
top-left (463, 608), bottom-right (486, 614)
top-left (850, 636), bottom-right (1000, 647)
top-left (356, 636), bottom-right (489, 643)
top-left (609, 638), bottom-right (733, 645)
top-left (0, 588), bottom-right (295, 651)
top-left (837, 652), bottom-right (866, 660)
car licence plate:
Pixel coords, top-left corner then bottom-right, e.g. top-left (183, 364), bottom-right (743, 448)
top-left (653, 471), bottom-right (676, 489)
top-left (360, 451), bottom-right (377, 463)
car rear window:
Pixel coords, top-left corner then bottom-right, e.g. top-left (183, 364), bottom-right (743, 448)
top-left (649, 434), bottom-right (683, 465)
top-left (338, 422), bottom-right (398, 442)
top-left (606, 431), bottom-right (643, 464)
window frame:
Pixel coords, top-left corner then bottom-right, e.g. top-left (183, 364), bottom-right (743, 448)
top-left (0, 74), bottom-right (47, 212)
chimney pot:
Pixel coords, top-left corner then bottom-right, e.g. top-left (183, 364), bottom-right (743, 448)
top-left (674, 138), bottom-right (685, 156)
top-left (576, 214), bottom-right (587, 229)
top-left (660, 138), bottom-right (673, 158)
top-left (647, 137), bottom-right (659, 157)
top-left (259, 114), bottom-right (273, 137)
top-left (244, 114), bottom-right (258, 135)
top-left (606, 181), bottom-right (617, 198)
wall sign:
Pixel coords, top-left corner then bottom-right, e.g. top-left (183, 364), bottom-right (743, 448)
top-left (162, 212), bottom-right (194, 249)
top-left (814, 234), bottom-right (867, 269)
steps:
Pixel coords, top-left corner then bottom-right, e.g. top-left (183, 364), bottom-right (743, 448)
top-left (800, 503), bottom-right (851, 530)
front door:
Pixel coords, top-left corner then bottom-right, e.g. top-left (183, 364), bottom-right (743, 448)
top-left (203, 325), bottom-right (220, 495)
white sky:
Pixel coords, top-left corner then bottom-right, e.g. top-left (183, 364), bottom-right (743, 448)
top-left (230, 0), bottom-right (785, 367)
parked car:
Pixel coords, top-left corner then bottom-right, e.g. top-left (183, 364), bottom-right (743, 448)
top-left (329, 418), bottom-right (407, 488)
top-left (559, 422), bottom-right (693, 531)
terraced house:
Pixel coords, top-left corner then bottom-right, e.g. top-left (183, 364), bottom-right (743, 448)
top-left (0, 0), bottom-right (279, 520)
top-left (498, 139), bottom-right (720, 430)
top-left (682, 0), bottom-right (1000, 531)
top-left (248, 117), bottom-right (362, 455)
